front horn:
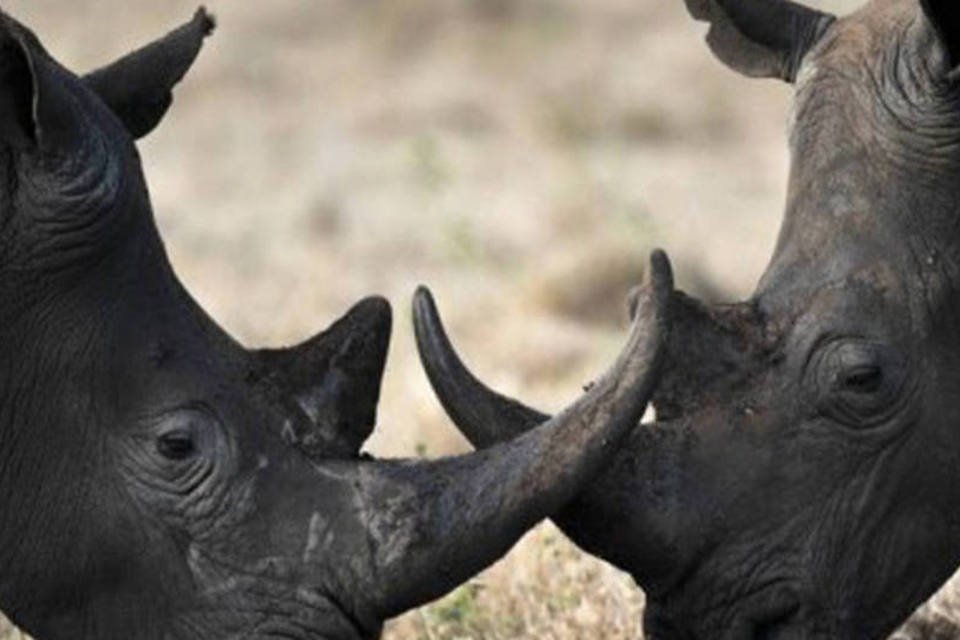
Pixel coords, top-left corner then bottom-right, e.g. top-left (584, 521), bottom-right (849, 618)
top-left (361, 250), bottom-right (673, 619)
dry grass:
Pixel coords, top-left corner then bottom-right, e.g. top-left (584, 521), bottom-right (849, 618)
top-left (1, 0), bottom-right (959, 638)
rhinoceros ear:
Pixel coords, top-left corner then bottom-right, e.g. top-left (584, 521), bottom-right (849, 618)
top-left (83, 8), bottom-right (214, 140)
top-left (0, 13), bottom-right (89, 153)
top-left (920, 0), bottom-right (960, 69)
top-left (685, 0), bottom-right (835, 82)
top-left (0, 26), bottom-right (37, 148)
top-left (253, 298), bottom-right (392, 459)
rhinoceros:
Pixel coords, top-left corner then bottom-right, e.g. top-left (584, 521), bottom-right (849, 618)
top-left (415, 0), bottom-right (960, 637)
top-left (0, 8), bottom-right (674, 640)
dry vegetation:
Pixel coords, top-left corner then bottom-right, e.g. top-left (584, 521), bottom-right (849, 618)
top-left (1, 0), bottom-right (959, 637)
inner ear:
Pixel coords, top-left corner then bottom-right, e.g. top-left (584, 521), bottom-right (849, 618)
top-left (0, 32), bottom-right (37, 147)
top-left (685, 0), bottom-right (835, 82)
top-left (921, 0), bottom-right (960, 69)
top-left (0, 14), bottom-right (92, 155)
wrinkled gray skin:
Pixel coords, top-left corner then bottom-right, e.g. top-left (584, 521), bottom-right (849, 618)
top-left (415, 0), bottom-right (960, 637)
top-left (0, 8), bottom-right (675, 640)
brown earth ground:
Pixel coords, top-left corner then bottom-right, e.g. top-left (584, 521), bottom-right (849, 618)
top-left (1, 0), bottom-right (958, 638)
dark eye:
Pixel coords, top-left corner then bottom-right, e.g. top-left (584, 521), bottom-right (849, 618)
top-left (836, 365), bottom-right (883, 394)
top-left (810, 338), bottom-right (907, 429)
top-left (133, 407), bottom-right (227, 497)
top-left (156, 430), bottom-right (197, 460)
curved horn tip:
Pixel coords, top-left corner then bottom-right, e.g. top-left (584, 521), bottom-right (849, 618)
top-left (195, 7), bottom-right (217, 36)
top-left (648, 248), bottom-right (674, 301)
top-left (628, 250), bottom-right (674, 321)
top-left (413, 284), bottom-right (433, 304)
top-left (412, 286), bottom-right (439, 323)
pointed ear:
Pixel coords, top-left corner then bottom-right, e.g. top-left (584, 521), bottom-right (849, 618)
top-left (684, 0), bottom-right (835, 82)
top-left (921, 0), bottom-right (960, 69)
top-left (253, 298), bottom-right (392, 459)
top-left (0, 13), bottom-right (88, 153)
top-left (83, 8), bottom-right (214, 140)
top-left (0, 27), bottom-right (37, 148)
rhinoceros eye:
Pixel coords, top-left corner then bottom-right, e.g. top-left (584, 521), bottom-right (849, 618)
top-left (810, 338), bottom-right (907, 429)
top-left (128, 407), bottom-right (230, 501)
top-left (151, 407), bottom-right (218, 464)
top-left (157, 430), bottom-right (197, 460)
top-left (836, 365), bottom-right (883, 394)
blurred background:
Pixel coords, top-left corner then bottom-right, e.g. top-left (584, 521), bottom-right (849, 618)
top-left (1, 0), bottom-right (958, 638)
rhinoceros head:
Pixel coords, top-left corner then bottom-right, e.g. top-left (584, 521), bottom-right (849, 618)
top-left (417, 0), bottom-right (960, 637)
top-left (0, 9), bottom-right (672, 640)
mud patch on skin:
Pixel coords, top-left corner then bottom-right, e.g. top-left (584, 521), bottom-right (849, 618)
top-left (303, 512), bottom-right (335, 564)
